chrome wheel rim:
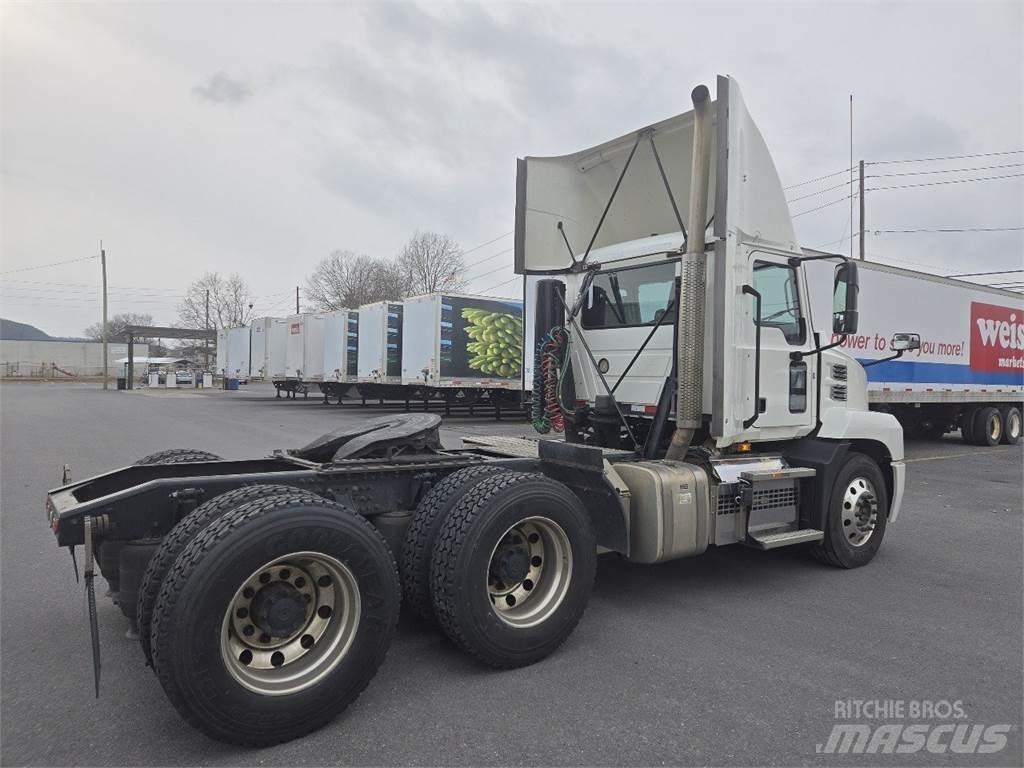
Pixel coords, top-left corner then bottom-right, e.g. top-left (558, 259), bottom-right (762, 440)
top-left (220, 551), bottom-right (360, 696)
top-left (486, 516), bottom-right (572, 628)
top-left (1008, 411), bottom-right (1021, 440)
top-left (841, 477), bottom-right (878, 547)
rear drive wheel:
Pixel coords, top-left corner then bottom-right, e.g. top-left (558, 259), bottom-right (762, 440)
top-left (973, 407), bottom-right (1003, 447)
top-left (999, 407), bottom-right (1021, 445)
top-left (430, 472), bottom-right (596, 668)
top-left (150, 495), bottom-right (400, 746)
top-left (400, 464), bottom-right (504, 621)
top-left (135, 448), bottom-right (221, 465)
top-left (811, 453), bottom-right (889, 569)
top-left (137, 484), bottom-right (325, 666)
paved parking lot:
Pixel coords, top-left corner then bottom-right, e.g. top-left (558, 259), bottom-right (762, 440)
top-left (1, 382), bottom-right (1021, 766)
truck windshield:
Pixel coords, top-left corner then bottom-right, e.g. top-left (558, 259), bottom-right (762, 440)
top-left (582, 262), bottom-right (676, 329)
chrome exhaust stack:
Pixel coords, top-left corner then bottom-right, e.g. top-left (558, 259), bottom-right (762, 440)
top-left (665, 84), bottom-right (713, 461)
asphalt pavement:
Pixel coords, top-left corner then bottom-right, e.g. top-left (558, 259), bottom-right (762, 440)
top-left (1, 382), bottom-right (1021, 766)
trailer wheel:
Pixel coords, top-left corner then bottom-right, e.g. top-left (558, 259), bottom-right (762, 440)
top-left (134, 448), bottom-right (222, 465)
top-left (973, 407), bottom-right (1003, 447)
top-left (810, 453), bottom-right (889, 569)
top-left (430, 472), bottom-right (596, 669)
top-left (959, 408), bottom-right (979, 445)
top-left (137, 484), bottom-right (326, 666)
top-left (1000, 407), bottom-right (1021, 445)
top-left (400, 464), bottom-right (504, 621)
top-left (150, 494), bottom-right (400, 746)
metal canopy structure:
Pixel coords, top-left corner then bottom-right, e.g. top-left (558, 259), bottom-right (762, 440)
top-left (119, 325), bottom-right (217, 389)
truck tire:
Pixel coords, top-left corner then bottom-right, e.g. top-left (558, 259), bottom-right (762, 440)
top-left (999, 407), bottom-right (1021, 445)
top-left (959, 408), bottom-right (980, 445)
top-left (400, 464), bottom-right (504, 622)
top-left (973, 407), bottom-right (1003, 447)
top-left (150, 494), bottom-right (400, 746)
top-left (430, 472), bottom-right (596, 669)
top-left (137, 484), bottom-right (325, 666)
top-left (134, 448), bottom-right (221, 465)
top-left (810, 453), bottom-right (889, 569)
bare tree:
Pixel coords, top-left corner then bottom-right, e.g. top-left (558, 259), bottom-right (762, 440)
top-left (177, 272), bottom-right (254, 329)
top-left (83, 312), bottom-right (154, 341)
top-left (305, 251), bottom-right (404, 310)
top-left (397, 232), bottom-right (466, 296)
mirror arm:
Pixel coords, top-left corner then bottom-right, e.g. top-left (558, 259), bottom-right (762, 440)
top-left (788, 253), bottom-right (852, 268)
top-left (862, 349), bottom-right (907, 368)
top-left (790, 335), bottom-right (846, 362)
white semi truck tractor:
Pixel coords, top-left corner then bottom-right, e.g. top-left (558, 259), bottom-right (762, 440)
top-left (45, 76), bottom-right (915, 746)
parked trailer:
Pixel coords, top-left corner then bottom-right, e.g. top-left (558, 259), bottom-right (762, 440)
top-left (401, 293), bottom-right (524, 412)
top-left (47, 76), bottom-right (914, 749)
top-left (805, 257), bottom-right (1023, 445)
top-left (319, 309), bottom-right (359, 403)
top-left (249, 317), bottom-right (275, 380)
top-left (215, 326), bottom-right (251, 383)
top-left (266, 318), bottom-right (293, 396)
top-left (356, 301), bottom-right (404, 398)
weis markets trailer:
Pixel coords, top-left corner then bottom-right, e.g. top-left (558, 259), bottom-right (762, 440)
top-left (275, 314), bottom-right (327, 398)
top-left (265, 318), bottom-right (290, 390)
top-left (318, 309), bottom-right (360, 403)
top-left (215, 326), bottom-right (251, 383)
top-left (249, 317), bottom-right (274, 380)
top-left (401, 293), bottom-right (523, 411)
top-left (356, 301), bottom-right (404, 397)
top-left (805, 258), bottom-right (1022, 445)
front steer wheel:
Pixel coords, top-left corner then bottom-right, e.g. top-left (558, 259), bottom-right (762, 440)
top-left (150, 494), bottom-right (400, 747)
top-left (430, 472), bottom-right (596, 669)
top-left (810, 453), bottom-right (889, 569)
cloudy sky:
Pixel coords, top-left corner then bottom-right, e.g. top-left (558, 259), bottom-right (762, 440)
top-left (2, 1), bottom-right (1021, 337)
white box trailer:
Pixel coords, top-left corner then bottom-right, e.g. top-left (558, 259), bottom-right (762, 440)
top-left (357, 301), bottom-right (403, 385)
top-left (216, 326), bottom-right (251, 381)
top-left (266, 318), bottom-right (290, 380)
top-left (249, 317), bottom-right (279, 380)
top-left (805, 257), bottom-right (1023, 443)
top-left (282, 313), bottom-right (327, 382)
top-left (402, 293), bottom-right (523, 389)
top-left (322, 310), bottom-right (359, 383)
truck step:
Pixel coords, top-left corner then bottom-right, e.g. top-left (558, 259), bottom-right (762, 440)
top-left (748, 528), bottom-right (824, 549)
top-left (740, 467), bottom-right (816, 483)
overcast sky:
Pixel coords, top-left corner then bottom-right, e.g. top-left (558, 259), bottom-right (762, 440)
top-left (2, 1), bottom-right (1021, 337)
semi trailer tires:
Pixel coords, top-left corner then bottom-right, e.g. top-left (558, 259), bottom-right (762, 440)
top-left (149, 494), bottom-right (400, 746)
top-left (134, 448), bottom-right (222, 465)
top-left (400, 464), bottom-right (505, 622)
top-left (999, 407), bottom-right (1021, 445)
top-left (973, 407), bottom-right (1003, 447)
top-left (811, 453), bottom-right (889, 569)
top-left (430, 472), bottom-right (596, 669)
top-left (136, 484), bottom-right (326, 666)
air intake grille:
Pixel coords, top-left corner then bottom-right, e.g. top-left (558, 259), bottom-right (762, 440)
top-left (831, 364), bottom-right (848, 381)
top-left (831, 384), bottom-right (848, 401)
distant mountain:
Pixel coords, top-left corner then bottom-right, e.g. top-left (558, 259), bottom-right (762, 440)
top-left (0, 318), bottom-right (53, 341)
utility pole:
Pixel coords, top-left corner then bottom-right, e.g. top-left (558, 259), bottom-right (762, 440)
top-left (204, 289), bottom-right (210, 369)
top-left (295, 286), bottom-right (300, 314)
top-left (101, 242), bottom-right (108, 390)
top-left (849, 94), bottom-right (854, 261)
top-left (858, 160), bottom-right (866, 260)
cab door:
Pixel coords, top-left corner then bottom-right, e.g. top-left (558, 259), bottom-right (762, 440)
top-left (739, 250), bottom-right (817, 436)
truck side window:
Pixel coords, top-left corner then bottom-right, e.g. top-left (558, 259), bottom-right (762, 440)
top-left (582, 262), bottom-right (676, 329)
top-left (752, 261), bottom-right (805, 345)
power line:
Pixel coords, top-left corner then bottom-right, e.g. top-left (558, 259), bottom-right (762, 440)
top-left (946, 268), bottom-right (1024, 278)
top-left (867, 172), bottom-right (1024, 192)
top-left (465, 247), bottom-right (512, 271)
top-left (462, 231), bottom-right (512, 256)
top-left (0, 254), bottom-right (100, 275)
top-left (867, 149), bottom-right (1024, 166)
top-left (870, 162), bottom-right (1024, 178)
top-left (872, 227), bottom-right (1024, 234)
top-left (783, 166), bottom-right (852, 190)
top-left (791, 194), bottom-right (856, 218)
top-left (786, 179), bottom-right (853, 204)
top-left (477, 275), bottom-right (520, 295)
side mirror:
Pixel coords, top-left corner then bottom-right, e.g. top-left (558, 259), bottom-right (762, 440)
top-left (833, 261), bottom-right (859, 335)
top-left (890, 333), bottom-right (921, 352)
